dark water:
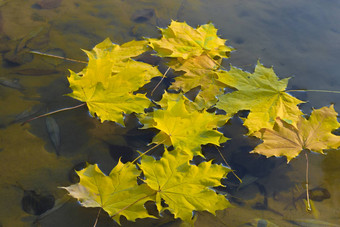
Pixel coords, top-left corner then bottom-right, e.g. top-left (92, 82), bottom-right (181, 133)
top-left (0, 0), bottom-right (339, 226)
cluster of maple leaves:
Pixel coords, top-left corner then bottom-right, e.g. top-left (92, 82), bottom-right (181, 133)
top-left (63, 21), bottom-right (340, 225)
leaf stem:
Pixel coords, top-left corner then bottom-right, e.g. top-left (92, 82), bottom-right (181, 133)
top-left (21, 103), bottom-right (86, 125)
top-left (150, 67), bottom-right (170, 96)
top-left (305, 151), bottom-right (312, 212)
top-left (214, 145), bottom-right (242, 183)
top-left (132, 141), bottom-right (165, 164)
top-left (30, 50), bottom-right (88, 64)
top-left (286, 89), bottom-right (340, 94)
top-left (93, 208), bottom-right (102, 227)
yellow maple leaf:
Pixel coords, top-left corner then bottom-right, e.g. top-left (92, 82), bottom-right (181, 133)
top-left (62, 162), bottom-right (155, 224)
top-left (168, 54), bottom-right (226, 109)
top-left (148, 21), bottom-right (233, 60)
top-left (141, 93), bottom-right (229, 156)
top-left (140, 148), bottom-right (231, 224)
top-left (216, 62), bottom-right (304, 134)
top-left (148, 21), bottom-right (233, 110)
top-left (67, 38), bottom-right (162, 125)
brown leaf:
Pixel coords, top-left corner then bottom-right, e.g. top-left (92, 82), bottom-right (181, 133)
top-left (252, 105), bottom-right (340, 162)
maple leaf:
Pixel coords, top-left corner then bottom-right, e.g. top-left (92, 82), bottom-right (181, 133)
top-left (216, 62), bottom-right (304, 134)
top-left (139, 148), bottom-right (231, 224)
top-left (62, 162), bottom-right (156, 224)
top-left (82, 38), bottom-right (151, 77)
top-left (148, 21), bottom-right (233, 60)
top-left (148, 21), bottom-right (233, 110)
top-left (168, 54), bottom-right (226, 109)
top-left (86, 37), bottom-right (150, 62)
top-left (252, 105), bottom-right (340, 162)
top-left (67, 38), bottom-right (162, 125)
top-left (141, 93), bottom-right (229, 156)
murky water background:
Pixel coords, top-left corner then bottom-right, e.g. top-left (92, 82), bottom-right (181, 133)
top-left (0, 0), bottom-right (339, 226)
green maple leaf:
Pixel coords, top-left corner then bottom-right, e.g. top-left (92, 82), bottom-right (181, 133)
top-left (141, 93), bottom-right (229, 156)
top-left (149, 21), bottom-right (233, 60)
top-left (252, 105), bottom-right (340, 162)
top-left (62, 162), bottom-right (156, 224)
top-left (216, 62), bottom-right (304, 134)
top-left (67, 38), bottom-right (162, 125)
top-left (139, 148), bottom-right (231, 224)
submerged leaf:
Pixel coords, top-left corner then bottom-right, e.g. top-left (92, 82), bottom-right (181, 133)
top-left (287, 218), bottom-right (340, 227)
top-left (252, 105), bottom-right (340, 162)
top-left (141, 93), bottom-right (229, 156)
top-left (67, 38), bottom-right (162, 125)
top-left (139, 148), bottom-right (231, 224)
top-left (62, 162), bottom-right (156, 224)
top-left (216, 62), bottom-right (304, 134)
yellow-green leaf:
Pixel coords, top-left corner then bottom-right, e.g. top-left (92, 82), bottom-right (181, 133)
top-left (149, 21), bottom-right (233, 60)
top-left (62, 162), bottom-right (156, 224)
top-left (141, 93), bottom-right (229, 156)
top-left (216, 62), bottom-right (304, 134)
top-left (252, 105), bottom-right (340, 162)
top-left (67, 39), bottom-right (162, 125)
top-left (139, 148), bottom-right (231, 224)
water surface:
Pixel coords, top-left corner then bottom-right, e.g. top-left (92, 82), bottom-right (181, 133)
top-left (0, 0), bottom-right (339, 226)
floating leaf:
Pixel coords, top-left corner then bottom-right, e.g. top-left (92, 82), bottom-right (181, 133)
top-left (62, 162), bottom-right (156, 224)
top-left (139, 148), bottom-right (231, 224)
top-left (67, 38), bottom-right (162, 125)
top-left (86, 38), bottom-right (149, 63)
top-left (148, 21), bottom-right (233, 109)
top-left (216, 62), bottom-right (304, 134)
top-left (252, 105), bottom-right (340, 162)
top-left (168, 54), bottom-right (226, 109)
top-left (149, 21), bottom-right (233, 60)
top-left (141, 93), bottom-right (229, 156)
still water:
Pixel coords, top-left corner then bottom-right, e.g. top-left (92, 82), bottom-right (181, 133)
top-left (0, 0), bottom-right (339, 226)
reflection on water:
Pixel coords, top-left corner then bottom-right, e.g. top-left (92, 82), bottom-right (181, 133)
top-left (0, 0), bottom-right (339, 226)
